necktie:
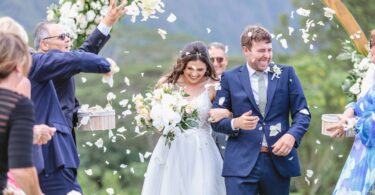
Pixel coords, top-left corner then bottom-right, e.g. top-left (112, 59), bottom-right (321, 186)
top-left (256, 71), bottom-right (267, 116)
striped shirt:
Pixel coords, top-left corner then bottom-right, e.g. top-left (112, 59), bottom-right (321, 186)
top-left (0, 88), bottom-right (34, 191)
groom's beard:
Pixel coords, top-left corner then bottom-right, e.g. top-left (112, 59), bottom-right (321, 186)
top-left (252, 58), bottom-right (271, 71)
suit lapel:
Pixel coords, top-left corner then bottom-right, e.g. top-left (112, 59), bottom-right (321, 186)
top-left (239, 65), bottom-right (261, 115)
top-left (264, 64), bottom-right (279, 117)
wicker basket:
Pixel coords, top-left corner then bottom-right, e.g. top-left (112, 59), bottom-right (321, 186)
top-left (78, 110), bottom-right (115, 131)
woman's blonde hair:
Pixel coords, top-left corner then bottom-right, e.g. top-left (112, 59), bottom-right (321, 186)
top-left (0, 17), bottom-right (28, 43)
top-left (0, 32), bottom-right (31, 79)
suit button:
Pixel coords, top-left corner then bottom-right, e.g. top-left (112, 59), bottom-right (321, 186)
top-left (263, 122), bottom-right (266, 125)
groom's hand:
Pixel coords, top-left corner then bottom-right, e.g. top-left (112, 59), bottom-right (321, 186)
top-left (272, 133), bottom-right (295, 156)
top-left (233, 111), bottom-right (259, 130)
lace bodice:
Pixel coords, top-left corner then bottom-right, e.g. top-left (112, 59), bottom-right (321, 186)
top-left (189, 88), bottom-right (212, 132)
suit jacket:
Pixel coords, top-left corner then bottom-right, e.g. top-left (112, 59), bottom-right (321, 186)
top-left (29, 30), bottom-right (111, 174)
top-left (211, 63), bottom-right (311, 178)
top-left (53, 28), bottom-right (110, 129)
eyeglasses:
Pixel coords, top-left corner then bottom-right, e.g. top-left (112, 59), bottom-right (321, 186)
top-left (43, 33), bottom-right (71, 41)
top-left (210, 57), bottom-right (224, 63)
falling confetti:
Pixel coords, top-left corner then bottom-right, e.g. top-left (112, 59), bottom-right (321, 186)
top-left (280, 39), bottom-right (288, 49)
top-left (206, 27), bottom-right (211, 34)
top-left (218, 97), bottom-right (225, 106)
top-left (95, 138), bottom-right (103, 148)
top-left (158, 28), bottom-right (167, 39)
top-left (84, 169), bottom-right (93, 176)
top-left (166, 13), bottom-right (176, 23)
top-left (296, 8), bottom-right (311, 17)
top-left (306, 170), bottom-right (314, 178)
top-left (106, 188), bottom-right (114, 195)
top-left (124, 77), bottom-right (130, 86)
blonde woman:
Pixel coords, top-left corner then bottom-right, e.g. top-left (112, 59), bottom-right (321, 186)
top-left (0, 32), bottom-right (43, 195)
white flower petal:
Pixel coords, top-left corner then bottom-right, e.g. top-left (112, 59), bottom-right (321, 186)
top-left (106, 188), bottom-right (114, 195)
top-left (84, 169), bottom-right (93, 176)
top-left (158, 28), bottom-right (167, 39)
top-left (206, 27), bottom-right (211, 34)
top-left (299, 108), bottom-right (310, 115)
top-left (166, 13), bottom-right (176, 23)
top-left (269, 123), bottom-right (281, 137)
top-left (306, 170), bottom-right (314, 178)
top-left (218, 97), bottom-right (225, 106)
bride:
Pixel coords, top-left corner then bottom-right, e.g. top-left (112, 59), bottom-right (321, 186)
top-left (141, 41), bottom-right (227, 195)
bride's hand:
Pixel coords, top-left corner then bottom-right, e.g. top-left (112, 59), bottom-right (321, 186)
top-left (208, 108), bottom-right (232, 123)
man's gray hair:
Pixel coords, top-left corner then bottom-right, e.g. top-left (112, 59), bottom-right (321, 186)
top-left (33, 21), bottom-right (55, 50)
top-left (208, 42), bottom-right (227, 53)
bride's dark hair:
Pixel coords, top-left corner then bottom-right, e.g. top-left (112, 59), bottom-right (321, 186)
top-left (162, 41), bottom-right (218, 84)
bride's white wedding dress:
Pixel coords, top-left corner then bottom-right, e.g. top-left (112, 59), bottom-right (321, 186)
top-left (141, 88), bottom-right (226, 195)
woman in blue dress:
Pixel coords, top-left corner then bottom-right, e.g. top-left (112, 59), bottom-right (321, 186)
top-left (328, 30), bottom-right (375, 194)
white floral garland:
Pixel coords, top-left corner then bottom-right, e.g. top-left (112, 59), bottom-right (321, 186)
top-left (339, 40), bottom-right (372, 102)
top-left (46, 0), bottom-right (164, 48)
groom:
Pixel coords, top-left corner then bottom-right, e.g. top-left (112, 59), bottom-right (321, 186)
top-left (211, 25), bottom-right (311, 195)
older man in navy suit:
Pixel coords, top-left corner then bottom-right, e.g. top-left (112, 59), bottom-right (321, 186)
top-left (29, 1), bottom-right (127, 194)
top-left (211, 25), bottom-right (311, 195)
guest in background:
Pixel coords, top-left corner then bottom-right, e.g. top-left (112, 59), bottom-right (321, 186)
top-left (208, 42), bottom-right (229, 157)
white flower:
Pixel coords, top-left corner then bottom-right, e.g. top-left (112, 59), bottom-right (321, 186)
top-left (126, 2), bottom-right (140, 23)
top-left (349, 81), bottom-right (361, 95)
top-left (100, 5), bottom-right (109, 16)
top-left (86, 10), bottom-right (96, 22)
top-left (269, 65), bottom-right (282, 80)
top-left (323, 7), bottom-right (335, 20)
top-left (185, 104), bottom-right (195, 114)
top-left (46, 8), bottom-right (55, 21)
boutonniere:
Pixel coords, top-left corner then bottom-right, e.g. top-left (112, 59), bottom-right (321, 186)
top-left (267, 65), bottom-right (282, 80)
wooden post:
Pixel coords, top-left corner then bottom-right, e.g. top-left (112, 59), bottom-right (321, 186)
top-left (322, 0), bottom-right (368, 56)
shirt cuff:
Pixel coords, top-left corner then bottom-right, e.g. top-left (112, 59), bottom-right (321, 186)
top-left (97, 22), bottom-right (112, 36)
top-left (231, 119), bottom-right (239, 130)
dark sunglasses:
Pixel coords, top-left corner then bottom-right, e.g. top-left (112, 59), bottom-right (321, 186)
top-left (210, 57), bottom-right (224, 63)
top-left (43, 33), bottom-right (71, 41)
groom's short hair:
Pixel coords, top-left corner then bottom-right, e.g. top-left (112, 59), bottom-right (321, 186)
top-left (240, 25), bottom-right (271, 50)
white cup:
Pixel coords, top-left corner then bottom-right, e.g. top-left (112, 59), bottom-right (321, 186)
top-left (321, 114), bottom-right (340, 136)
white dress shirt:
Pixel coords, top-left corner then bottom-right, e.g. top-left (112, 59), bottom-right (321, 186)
top-left (231, 63), bottom-right (269, 147)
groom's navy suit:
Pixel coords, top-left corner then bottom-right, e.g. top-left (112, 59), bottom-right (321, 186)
top-left (29, 28), bottom-right (110, 194)
top-left (212, 63), bottom-right (310, 194)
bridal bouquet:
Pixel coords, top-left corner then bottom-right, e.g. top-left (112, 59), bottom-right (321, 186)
top-left (133, 83), bottom-right (199, 146)
top-left (338, 41), bottom-right (372, 102)
top-left (46, 0), bottom-right (164, 48)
